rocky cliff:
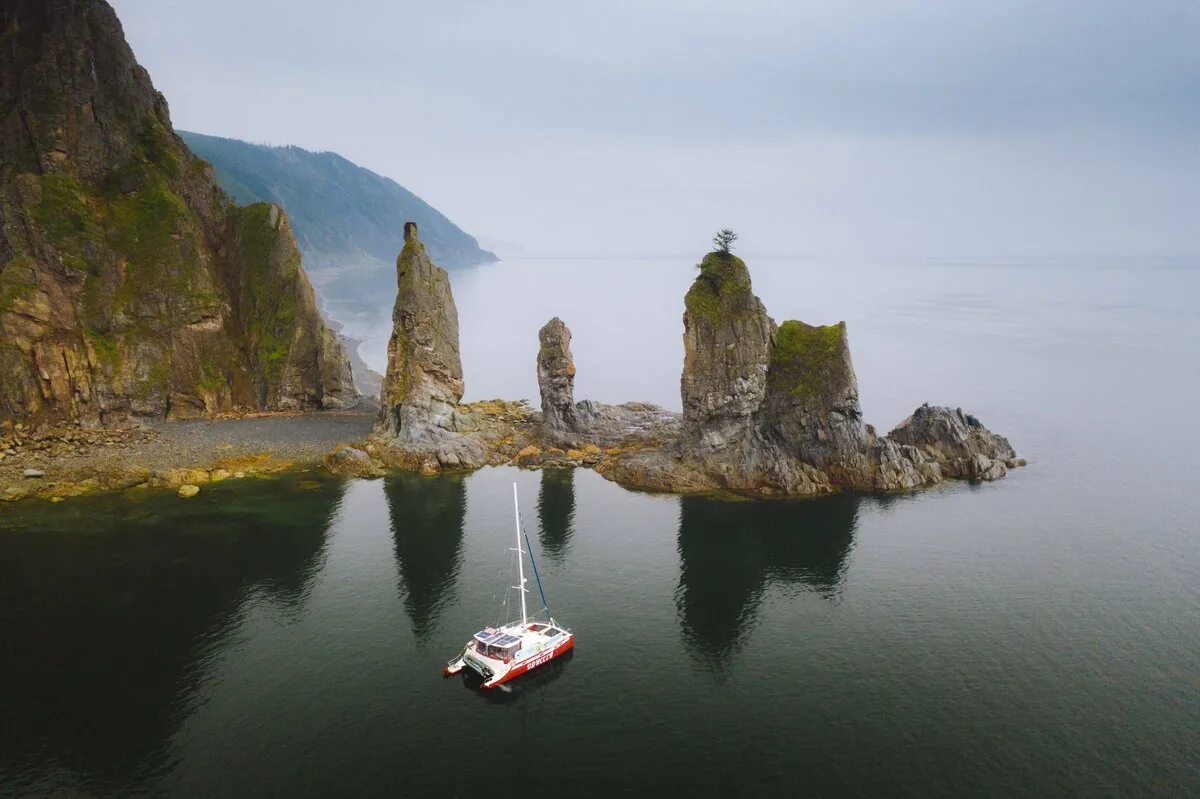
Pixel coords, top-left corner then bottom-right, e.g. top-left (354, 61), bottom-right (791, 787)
top-left (599, 248), bottom-right (1019, 497)
top-left (0, 0), bottom-right (354, 425)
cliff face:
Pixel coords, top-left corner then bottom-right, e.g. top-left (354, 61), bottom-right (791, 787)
top-left (225, 204), bottom-right (355, 411)
top-left (0, 0), bottom-right (354, 424)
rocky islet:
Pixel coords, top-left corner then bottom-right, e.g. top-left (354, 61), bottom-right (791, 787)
top-left (367, 231), bottom-right (1022, 498)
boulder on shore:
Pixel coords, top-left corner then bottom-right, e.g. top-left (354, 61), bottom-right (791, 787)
top-left (323, 445), bottom-right (384, 478)
top-left (888, 404), bottom-right (1018, 481)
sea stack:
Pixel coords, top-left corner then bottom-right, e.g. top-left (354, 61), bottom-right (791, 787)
top-left (537, 317), bottom-right (578, 441)
top-left (681, 252), bottom-right (775, 455)
top-left (0, 0), bottom-right (355, 425)
top-left (374, 223), bottom-right (486, 472)
top-left (599, 245), bottom-right (1020, 496)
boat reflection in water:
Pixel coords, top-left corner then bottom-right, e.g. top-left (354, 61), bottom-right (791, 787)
top-left (674, 492), bottom-right (859, 672)
top-left (385, 472), bottom-right (467, 641)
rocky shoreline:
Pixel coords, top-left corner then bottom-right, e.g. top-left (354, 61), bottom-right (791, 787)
top-left (0, 403), bottom-right (377, 503)
top-left (0, 227), bottom-right (1027, 506)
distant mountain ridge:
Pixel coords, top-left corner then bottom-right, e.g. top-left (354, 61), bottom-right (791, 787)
top-left (179, 132), bottom-right (497, 270)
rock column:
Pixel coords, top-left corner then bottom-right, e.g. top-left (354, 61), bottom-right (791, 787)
top-left (537, 317), bottom-right (578, 440)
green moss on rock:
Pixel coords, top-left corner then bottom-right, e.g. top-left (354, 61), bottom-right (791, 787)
top-left (232, 203), bottom-right (300, 387)
top-left (31, 171), bottom-right (100, 269)
top-left (199, 361), bottom-right (226, 391)
top-left (684, 252), bottom-right (753, 325)
top-left (83, 328), bottom-right (122, 369)
top-left (771, 320), bottom-right (847, 398)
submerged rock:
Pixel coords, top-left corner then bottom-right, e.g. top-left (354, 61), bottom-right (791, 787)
top-left (177, 484), bottom-right (200, 498)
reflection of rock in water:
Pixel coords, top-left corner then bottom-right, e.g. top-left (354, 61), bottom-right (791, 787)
top-left (537, 469), bottom-right (576, 560)
top-left (0, 475), bottom-right (343, 794)
top-left (675, 493), bottom-right (859, 671)
top-left (384, 472), bottom-right (467, 640)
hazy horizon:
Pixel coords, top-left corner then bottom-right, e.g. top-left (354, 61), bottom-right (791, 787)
top-left (111, 0), bottom-right (1199, 259)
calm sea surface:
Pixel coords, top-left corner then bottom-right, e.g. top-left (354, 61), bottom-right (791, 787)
top-left (2, 256), bottom-right (1199, 796)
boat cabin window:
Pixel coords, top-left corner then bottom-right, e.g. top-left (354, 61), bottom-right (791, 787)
top-left (544, 628), bottom-right (562, 637)
top-left (472, 630), bottom-right (520, 661)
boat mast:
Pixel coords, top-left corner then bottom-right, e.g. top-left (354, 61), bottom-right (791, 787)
top-left (513, 482), bottom-right (527, 626)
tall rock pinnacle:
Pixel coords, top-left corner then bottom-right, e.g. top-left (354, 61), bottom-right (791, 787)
top-left (537, 317), bottom-right (578, 439)
top-left (681, 252), bottom-right (774, 454)
top-left (377, 223), bottom-right (465, 439)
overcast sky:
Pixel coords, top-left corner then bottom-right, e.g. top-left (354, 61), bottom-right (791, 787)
top-left (110, 0), bottom-right (1199, 258)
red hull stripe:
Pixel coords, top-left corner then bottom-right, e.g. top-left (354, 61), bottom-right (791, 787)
top-left (483, 637), bottom-right (575, 689)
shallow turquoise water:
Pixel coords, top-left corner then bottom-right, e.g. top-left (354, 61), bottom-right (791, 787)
top-left (2, 257), bottom-right (1199, 796)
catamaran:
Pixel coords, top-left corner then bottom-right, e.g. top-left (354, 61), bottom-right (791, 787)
top-left (443, 483), bottom-right (574, 689)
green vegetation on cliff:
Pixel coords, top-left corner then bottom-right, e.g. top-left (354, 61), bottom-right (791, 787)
top-left (0, 0), bottom-right (354, 422)
top-left (31, 172), bottom-right (99, 272)
top-left (231, 204), bottom-right (300, 386)
top-left (771, 320), bottom-right (847, 399)
top-left (684, 252), bottom-right (754, 325)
